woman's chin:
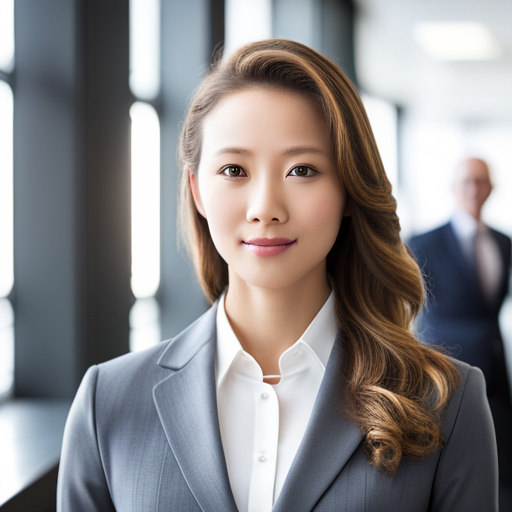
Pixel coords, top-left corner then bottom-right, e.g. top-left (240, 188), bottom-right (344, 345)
top-left (228, 265), bottom-right (321, 293)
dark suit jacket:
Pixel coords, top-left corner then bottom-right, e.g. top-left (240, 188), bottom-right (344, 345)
top-left (408, 222), bottom-right (511, 400)
top-left (57, 302), bottom-right (498, 511)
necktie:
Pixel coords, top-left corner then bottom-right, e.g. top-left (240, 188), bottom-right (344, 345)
top-left (473, 228), bottom-right (499, 303)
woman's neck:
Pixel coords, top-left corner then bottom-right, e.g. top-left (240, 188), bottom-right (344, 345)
top-left (224, 266), bottom-right (331, 377)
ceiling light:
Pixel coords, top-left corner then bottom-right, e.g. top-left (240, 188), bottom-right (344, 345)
top-left (414, 22), bottom-right (502, 61)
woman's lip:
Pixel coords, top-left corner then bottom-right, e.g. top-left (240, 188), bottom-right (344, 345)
top-left (243, 237), bottom-right (296, 246)
top-left (242, 238), bottom-right (297, 258)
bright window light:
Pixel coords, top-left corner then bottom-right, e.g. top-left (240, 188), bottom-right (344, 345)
top-left (129, 297), bottom-right (161, 352)
top-left (130, 102), bottom-right (160, 298)
top-left (0, 81), bottom-right (13, 298)
top-left (0, 298), bottom-right (14, 397)
top-left (362, 94), bottom-right (398, 191)
top-left (414, 22), bottom-right (502, 61)
top-left (225, 0), bottom-right (272, 56)
top-left (0, 0), bottom-right (14, 72)
top-left (129, 0), bottom-right (160, 100)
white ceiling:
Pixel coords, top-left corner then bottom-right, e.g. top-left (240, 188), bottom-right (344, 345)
top-left (355, 0), bottom-right (512, 121)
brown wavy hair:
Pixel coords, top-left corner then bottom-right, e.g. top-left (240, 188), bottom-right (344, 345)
top-left (177, 38), bottom-right (461, 476)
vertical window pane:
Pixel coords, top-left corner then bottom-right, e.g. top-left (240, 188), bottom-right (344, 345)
top-left (362, 94), bottom-right (398, 191)
top-left (0, 80), bottom-right (13, 298)
top-left (130, 102), bottom-right (160, 298)
top-left (0, 0), bottom-right (14, 72)
top-left (129, 0), bottom-right (160, 100)
top-left (225, 0), bottom-right (272, 56)
top-left (0, 298), bottom-right (14, 397)
top-left (129, 297), bottom-right (161, 352)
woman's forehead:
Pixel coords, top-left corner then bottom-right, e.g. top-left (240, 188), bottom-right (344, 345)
top-left (200, 88), bottom-right (332, 159)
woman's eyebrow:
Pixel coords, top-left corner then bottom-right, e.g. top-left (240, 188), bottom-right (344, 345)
top-left (282, 145), bottom-right (326, 156)
top-left (213, 147), bottom-right (251, 157)
top-left (212, 145), bottom-right (327, 157)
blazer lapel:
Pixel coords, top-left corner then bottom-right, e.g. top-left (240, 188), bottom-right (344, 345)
top-left (490, 228), bottom-right (510, 305)
top-left (273, 339), bottom-right (364, 512)
top-left (153, 304), bottom-right (238, 512)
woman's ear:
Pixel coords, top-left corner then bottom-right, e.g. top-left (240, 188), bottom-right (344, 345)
top-left (188, 169), bottom-right (207, 218)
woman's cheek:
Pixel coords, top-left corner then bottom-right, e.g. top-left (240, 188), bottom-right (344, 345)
top-left (203, 190), bottom-right (244, 251)
top-left (299, 188), bottom-right (344, 229)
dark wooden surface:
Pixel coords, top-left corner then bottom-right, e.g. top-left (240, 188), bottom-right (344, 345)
top-left (1, 465), bottom-right (59, 512)
top-left (0, 399), bottom-right (70, 509)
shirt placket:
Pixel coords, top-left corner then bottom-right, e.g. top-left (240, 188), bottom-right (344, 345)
top-left (247, 382), bottom-right (279, 512)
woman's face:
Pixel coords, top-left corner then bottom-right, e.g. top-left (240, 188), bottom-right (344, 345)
top-left (191, 88), bottom-right (346, 291)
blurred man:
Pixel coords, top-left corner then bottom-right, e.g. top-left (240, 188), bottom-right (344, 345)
top-left (408, 157), bottom-right (512, 507)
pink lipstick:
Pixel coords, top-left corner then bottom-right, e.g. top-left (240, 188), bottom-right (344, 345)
top-left (242, 238), bottom-right (297, 258)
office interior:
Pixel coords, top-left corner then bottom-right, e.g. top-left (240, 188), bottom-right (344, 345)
top-left (0, 0), bottom-right (511, 509)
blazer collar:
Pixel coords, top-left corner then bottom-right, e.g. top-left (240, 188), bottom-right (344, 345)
top-left (489, 227), bottom-right (510, 304)
top-left (153, 302), bottom-right (238, 512)
top-left (156, 302), bottom-right (219, 370)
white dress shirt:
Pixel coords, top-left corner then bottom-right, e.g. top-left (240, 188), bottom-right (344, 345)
top-left (451, 208), bottom-right (503, 302)
top-left (215, 292), bottom-right (337, 512)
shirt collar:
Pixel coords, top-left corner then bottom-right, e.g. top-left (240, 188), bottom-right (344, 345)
top-left (451, 208), bottom-right (487, 239)
top-left (215, 291), bottom-right (338, 388)
top-left (215, 292), bottom-right (246, 388)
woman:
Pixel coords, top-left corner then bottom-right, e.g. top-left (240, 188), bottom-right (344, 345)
top-left (57, 39), bottom-right (498, 511)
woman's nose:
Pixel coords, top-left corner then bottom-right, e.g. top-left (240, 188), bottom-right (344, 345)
top-left (245, 179), bottom-right (289, 225)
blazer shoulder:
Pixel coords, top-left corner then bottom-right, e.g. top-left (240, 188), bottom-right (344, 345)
top-left (489, 228), bottom-right (512, 255)
top-left (441, 358), bottom-right (491, 442)
top-left (489, 227), bottom-right (511, 242)
top-left (408, 223), bottom-right (450, 248)
top-left (87, 341), bottom-right (173, 405)
top-left (429, 358), bottom-right (498, 510)
top-left (407, 224), bottom-right (451, 269)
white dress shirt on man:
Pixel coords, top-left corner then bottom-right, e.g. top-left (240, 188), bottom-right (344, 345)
top-left (451, 208), bottom-right (502, 302)
top-left (215, 291), bottom-right (337, 512)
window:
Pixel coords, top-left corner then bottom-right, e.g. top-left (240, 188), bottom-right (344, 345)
top-left (361, 93), bottom-right (398, 192)
top-left (0, 0), bottom-right (14, 73)
top-left (129, 0), bottom-right (162, 352)
top-left (0, 0), bottom-right (14, 398)
top-left (225, 0), bottom-right (272, 56)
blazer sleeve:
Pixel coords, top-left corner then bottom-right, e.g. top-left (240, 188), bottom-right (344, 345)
top-left (57, 366), bottom-right (116, 512)
top-left (429, 366), bottom-right (498, 512)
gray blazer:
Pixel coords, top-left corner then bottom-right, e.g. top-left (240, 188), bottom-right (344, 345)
top-left (57, 303), bottom-right (498, 511)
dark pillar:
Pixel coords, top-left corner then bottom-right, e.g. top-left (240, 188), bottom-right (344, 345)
top-left (14, 0), bottom-right (131, 398)
top-left (273, 0), bottom-right (358, 87)
top-left (210, 0), bottom-right (225, 61)
top-left (320, 0), bottom-right (357, 87)
top-left (79, 0), bottom-right (132, 372)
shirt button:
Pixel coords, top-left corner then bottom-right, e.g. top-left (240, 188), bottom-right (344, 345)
top-left (258, 455), bottom-right (267, 462)
top-left (261, 392), bottom-right (268, 399)
top-left (293, 350), bottom-right (302, 357)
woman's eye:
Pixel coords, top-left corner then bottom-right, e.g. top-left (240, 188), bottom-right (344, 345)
top-left (288, 166), bottom-right (316, 177)
top-left (220, 165), bottom-right (246, 177)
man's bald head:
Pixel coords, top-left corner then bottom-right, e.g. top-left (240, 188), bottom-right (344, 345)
top-left (452, 158), bottom-right (493, 221)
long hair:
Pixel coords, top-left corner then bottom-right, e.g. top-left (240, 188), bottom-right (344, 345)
top-left (177, 38), bottom-right (460, 476)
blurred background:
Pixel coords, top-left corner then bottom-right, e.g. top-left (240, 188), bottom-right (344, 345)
top-left (0, 0), bottom-right (511, 509)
